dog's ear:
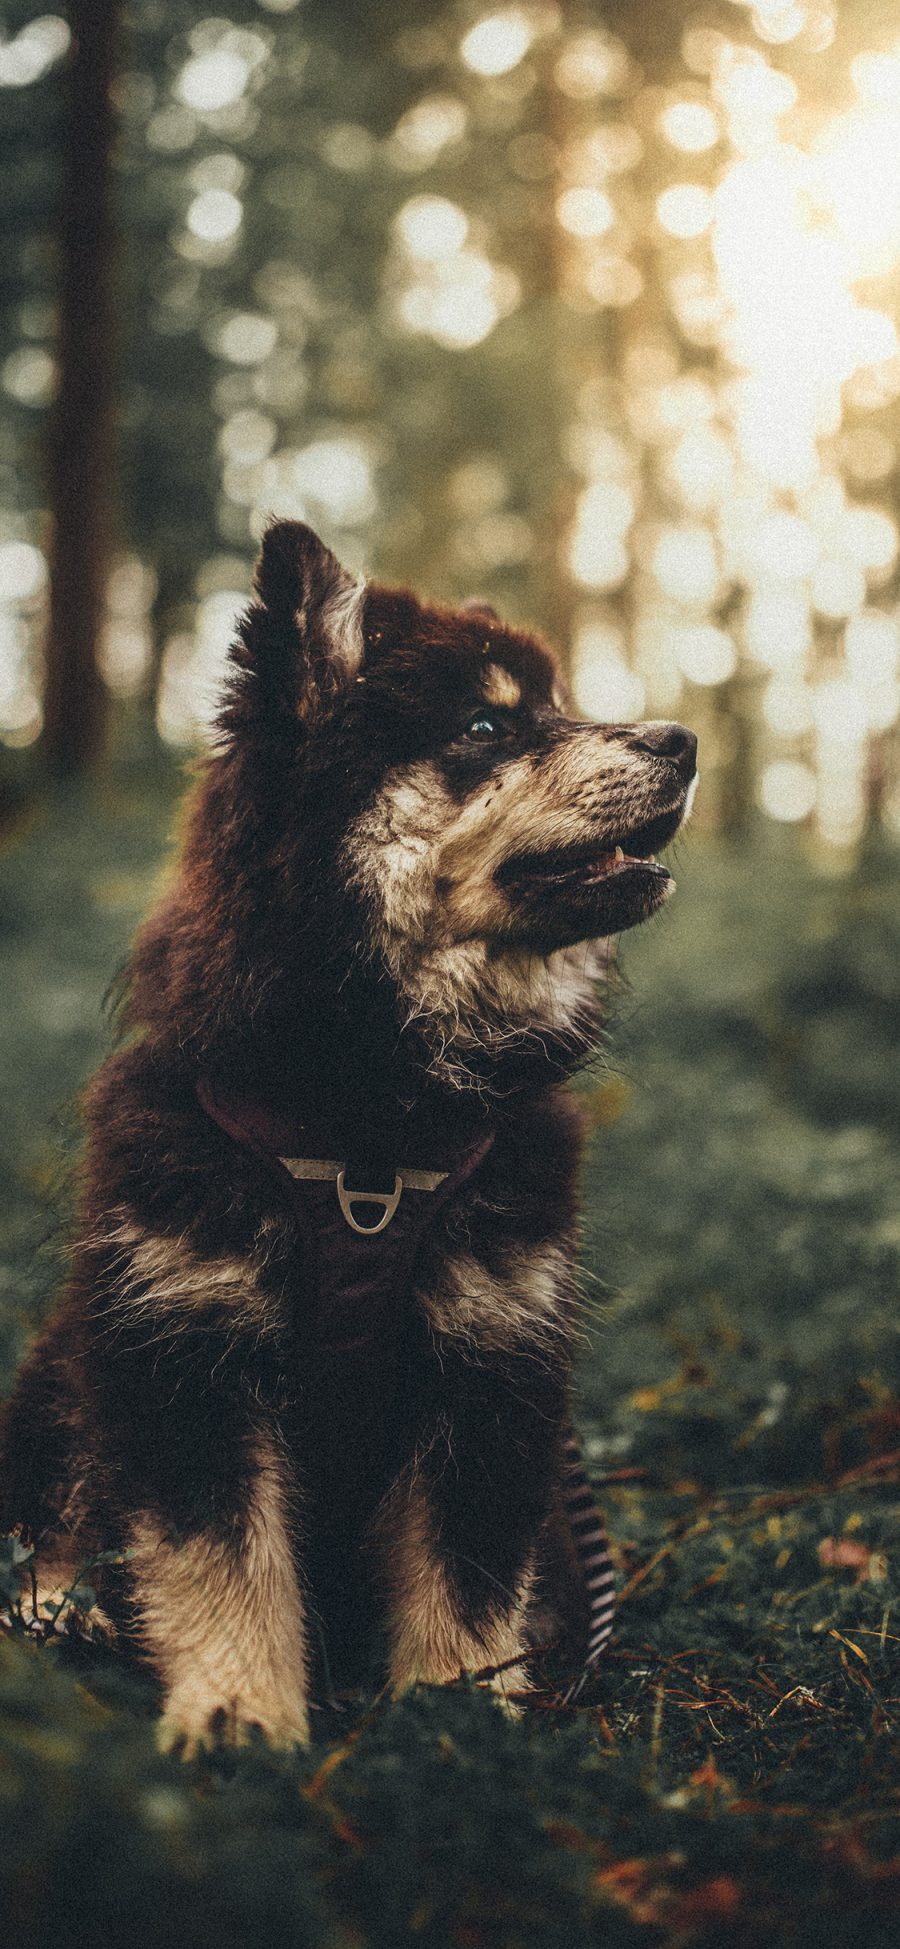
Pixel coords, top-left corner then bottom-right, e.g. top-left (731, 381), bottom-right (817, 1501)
top-left (233, 519), bottom-right (365, 724)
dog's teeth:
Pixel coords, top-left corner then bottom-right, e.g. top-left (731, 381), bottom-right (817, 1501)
top-left (613, 846), bottom-right (624, 863)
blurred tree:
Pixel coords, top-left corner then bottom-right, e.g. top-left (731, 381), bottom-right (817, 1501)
top-left (43, 0), bottom-right (119, 775)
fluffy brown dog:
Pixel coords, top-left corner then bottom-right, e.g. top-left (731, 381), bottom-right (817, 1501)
top-left (0, 522), bottom-right (696, 1750)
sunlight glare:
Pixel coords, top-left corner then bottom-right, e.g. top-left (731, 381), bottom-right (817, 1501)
top-left (157, 589), bottom-right (246, 745)
top-left (850, 52), bottom-right (900, 107)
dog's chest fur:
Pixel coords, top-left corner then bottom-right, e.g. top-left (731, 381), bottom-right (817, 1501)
top-left (77, 1042), bottom-right (580, 1493)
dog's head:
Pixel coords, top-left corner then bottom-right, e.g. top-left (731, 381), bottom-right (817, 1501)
top-left (135, 522), bottom-right (696, 1088)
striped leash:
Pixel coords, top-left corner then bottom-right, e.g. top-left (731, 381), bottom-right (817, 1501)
top-left (558, 1423), bottom-right (616, 1703)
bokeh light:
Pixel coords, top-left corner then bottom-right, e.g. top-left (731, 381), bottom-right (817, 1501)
top-left (100, 557), bottom-right (156, 699)
top-left (395, 196), bottom-right (469, 260)
top-left (0, 539), bottom-right (47, 747)
top-left (572, 624), bottom-right (645, 721)
top-left (213, 313), bottom-right (277, 364)
top-left (759, 759), bottom-right (817, 821)
top-left (657, 185), bottom-right (714, 238)
top-left (186, 189), bottom-right (243, 244)
top-left (556, 188), bottom-right (615, 239)
top-left (393, 96), bottom-right (468, 164)
top-left (0, 542), bottom-right (47, 604)
top-left (554, 32), bottom-right (631, 100)
top-left (0, 15), bottom-right (70, 88)
top-left (177, 51), bottom-right (250, 113)
top-left (157, 586), bottom-right (247, 745)
top-left (671, 623), bottom-right (737, 686)
top-left (659, 102), bottom-right (719, 153)
top-left (460, 12), bottom-right (533, 78)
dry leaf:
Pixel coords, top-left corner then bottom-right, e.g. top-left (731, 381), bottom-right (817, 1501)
top-left (818, 1536), bottom-right (886, 1583)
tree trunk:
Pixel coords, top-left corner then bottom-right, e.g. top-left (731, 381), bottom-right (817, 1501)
top-left (43, 0), bottom-right (118, 776)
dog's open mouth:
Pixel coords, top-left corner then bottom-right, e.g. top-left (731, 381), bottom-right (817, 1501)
top-left (496, 805), bottom-right (684, 942)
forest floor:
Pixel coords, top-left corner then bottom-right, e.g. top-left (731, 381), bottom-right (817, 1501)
top-left (1, 766), bottom-right (900, 1947)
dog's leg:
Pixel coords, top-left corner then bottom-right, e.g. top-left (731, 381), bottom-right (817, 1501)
top-left (377, 1342), bottom-right (566, 1708)
top-left (378, 1467), bottom-right (534, 1708)
top-left (129, 1437), bottom-right (310, 1756)
top-left (67, 1214), bottom-right (312, 1752)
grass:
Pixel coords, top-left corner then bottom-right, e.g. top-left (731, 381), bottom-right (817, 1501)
top-left (2, 767), bottom-right (900, 1946)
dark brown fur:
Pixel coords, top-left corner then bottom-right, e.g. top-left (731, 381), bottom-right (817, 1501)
top-left (0, 522), bottom-right (696, 1748)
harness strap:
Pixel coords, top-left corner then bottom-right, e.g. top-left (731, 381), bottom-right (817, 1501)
top-left (279, 1156), bottom-right (449, 1236)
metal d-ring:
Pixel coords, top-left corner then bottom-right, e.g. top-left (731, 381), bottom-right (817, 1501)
top-left (336, 1169), bottom-right (403, 1235)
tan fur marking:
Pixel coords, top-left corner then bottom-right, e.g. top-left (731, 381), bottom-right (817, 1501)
top-left (380, 1474), bottom-right (533, 1706)
top-left (401, 937), bottom-right (605, 1028)
top-left (482, 663), bottom-right (521, 709)
top-left (419, 1243), bottom-right (574, 1354)
top-left (131, 1440), bottom-right (310, 1755)
top-left (322, 573), bottom-right (366, 674)
top-left (100, 1220), bottom-right (282, 1337)
top-left (433, 738), bottom-right (657, 941)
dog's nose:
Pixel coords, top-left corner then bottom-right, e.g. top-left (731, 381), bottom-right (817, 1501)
top-left (630, 721), bottom-right (697, 780)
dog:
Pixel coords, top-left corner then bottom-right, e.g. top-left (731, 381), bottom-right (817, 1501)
top-left (0, 520), bottom-right (696, 1750)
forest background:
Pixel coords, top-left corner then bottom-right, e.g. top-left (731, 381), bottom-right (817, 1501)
top-left (2, 2), bottom-right (900, 1943)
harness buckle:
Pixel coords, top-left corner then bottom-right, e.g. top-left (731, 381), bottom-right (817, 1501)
top-left (336, 1169), bottom-right (403, 1235)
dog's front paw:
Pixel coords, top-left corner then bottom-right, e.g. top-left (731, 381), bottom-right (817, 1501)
top-left (471, 1654), bottom-right (532, 1717)
top-left (392, 1647), bottom-right (532, 1716)
top-left (157, 1682), bottom-right (310, 1758)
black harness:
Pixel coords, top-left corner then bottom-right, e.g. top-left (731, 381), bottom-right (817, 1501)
top-left (198, 1080), bottom-right (615, 1696)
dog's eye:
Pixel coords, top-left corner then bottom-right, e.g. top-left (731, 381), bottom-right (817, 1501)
top-left (465, 712), bottom-right (501, 742)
